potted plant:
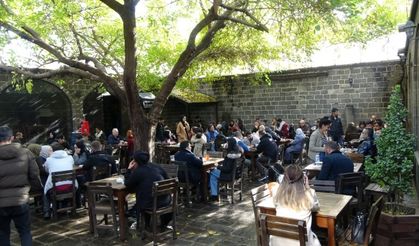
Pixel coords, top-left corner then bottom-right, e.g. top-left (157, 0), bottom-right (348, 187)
top-left (365, 85), bottom-right (418, 245)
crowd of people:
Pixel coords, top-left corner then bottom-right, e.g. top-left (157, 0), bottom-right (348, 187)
top-left (0, 107), bottom-right (386, 245)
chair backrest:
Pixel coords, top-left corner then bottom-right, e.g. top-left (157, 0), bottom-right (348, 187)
top-left (151, 178), bottom-right (178, 213)
top-left (250, 184), bottom-right (270, 246)
top-left (51, 170), bottom-right (76, 193)
top-left (92, 164), bottom-right (112, 181)
top-left (309, 179), bottom-right (336, 193)
top-left (234, 157), bottom-right (245, 181)
top-left (171, 160), bottom-right (189, 184)
top-left (337, 172), bottom-right (365, 202)
top-left (157, 163), bottom-right (179, 179)
top-left (363, 195), bottom-right (384, 245)
top-left (87, 182), bottom-right (115, 209)
top-left (259, 213), bottom-right (307, 246)
top-left (155, 145), bottom-right (171, 164)
top-left (207, 151), bottom-right (224, 158)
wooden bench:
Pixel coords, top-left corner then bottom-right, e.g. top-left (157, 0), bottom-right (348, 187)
top-left (365, 183), bottom-right (389, 206)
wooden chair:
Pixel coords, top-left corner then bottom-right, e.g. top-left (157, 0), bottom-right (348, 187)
top-left (250, 184), bottom-right (270, 246)
top-left (156, 163), bottom-right (178, 179)
top-left (50, 170), bottom-right (77, 219)
top-left (155, 145), bottom-right (171, 164)
top-left (337, 172), bottom-right (365, 209)
top-left (207, 151), bottom-right (224, 158)
top-left (92, 164), bottom-right (112, 181)
top-left (87, 182), bottom-right (118, 237)
top-left (362, 196), bottom-right (384, 245)
top-left (309, 179), bottom-right (336, 193)
top-left (140, 178), bottom-right (178, 246)
top-left (218, 157), bottom-right (245, 204)
top-left (259, 213), bottom-right (307, 246)
top-left (172, 160), bottom-right (193, 206)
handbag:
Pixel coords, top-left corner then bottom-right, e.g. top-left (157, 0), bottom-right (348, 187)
top-left (350, 211), bottom-right (367, 243)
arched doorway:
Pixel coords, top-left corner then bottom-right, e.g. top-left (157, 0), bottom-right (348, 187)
top-left (0, 80), bottom-right (72, 143)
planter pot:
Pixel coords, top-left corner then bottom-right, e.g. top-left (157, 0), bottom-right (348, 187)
top-left (375, 203), bottom-right (419, 246)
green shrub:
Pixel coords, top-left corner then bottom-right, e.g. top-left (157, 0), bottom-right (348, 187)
top-left (365, 85), bottom-right (415, 212)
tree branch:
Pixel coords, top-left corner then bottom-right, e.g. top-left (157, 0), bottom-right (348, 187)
top-left (99, 0), bottom-right (124, 15)
top-left (219, 3), bottom-right (268, 32)
top-left (217, 15), bottom-right (268, 32)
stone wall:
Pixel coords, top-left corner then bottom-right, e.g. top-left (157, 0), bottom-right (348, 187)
top-left (198, 61), bottom-right (402, 130)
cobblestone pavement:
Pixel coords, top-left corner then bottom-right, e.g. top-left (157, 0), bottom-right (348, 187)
top-left (11, 181), bottom-right (260, 246)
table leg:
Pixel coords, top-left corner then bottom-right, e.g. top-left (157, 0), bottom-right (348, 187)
top-left (327, 218), bottom-right (336, 246)
top-left (88, 199), bottom-right (93, 233)
top-left (202, 169), bottom-right (209, 202)
top-left (117, 192), bottom-right (127, 241)
top-left (251, 155), bottom-right (257, 180)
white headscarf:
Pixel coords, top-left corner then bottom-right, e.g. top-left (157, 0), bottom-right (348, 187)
top-left (295, 128), bottom-right (305, 139)
top-left (40, 145), bottom-right (53, 159)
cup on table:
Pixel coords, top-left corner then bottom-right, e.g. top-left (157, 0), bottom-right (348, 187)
top-left (204, 154), bottom-right (210, 161)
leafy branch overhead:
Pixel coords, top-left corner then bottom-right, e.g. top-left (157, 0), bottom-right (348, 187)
top-left (0, 0), bottom-right (406, 151)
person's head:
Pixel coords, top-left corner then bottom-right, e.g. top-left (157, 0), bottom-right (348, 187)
top-left (360, 128), bottom-right (373, 141)
top-left (56, 134), bottom-right (65, 144)
top-left (358, 121), bottom-right (366, 129)
top-left (181, 116), bottom-right (187, 122)
top-left (126, 129), bottom-right (133, 138)
top-left (196, 132), bottom-right (202, 139)
top-left (370, 114), bottom-right (377, 122)
top-left (91, 141), bottom-right (102, 152)
top-left (133, 151), bottom-right (150, 165)
top-left (273, 165), bottom-right (313, 211)
top-left (75, 141), bottom-right (86, 153)
top-left (254, 120), bottom-right (260, 128)
top-left (324, 141), bottom-right (339, 154)
top-left (216, 124), bottom-right (222, 131)
top-left (27, 144), bottom-right (41, 157)
top-left (299, 119), bottom-right (306, 128)
top-left (258, 125), bottom-right (266, 136)
top-left (51, 142), bottom-right (64, 151)
top-left (15, 132), bottom-right (23, 140)
top-left (208, 124), bottom-right (215, 132)
top-left (0, 126), bottom-right (13, 144)
top-left (112, 128), bottom-right (119, 137)
top-left (374, 119), bottom-right (384, 131)
top-left (40, 145), bottom-right (53, 159)
top-left (318, 118), bottom-right (331, 133)
top-left (271, 117), bottom-right (278, 125)
top-left (180, 140), bottom-right (190, 151)
top-left (366, 121), bottom-right (374, 129)
top-left (226, 137), bottom-right (239, 153)
top-left (295, 128), bottom-right (304, 137)
top-left (331, 108), bottom-right (339, 117)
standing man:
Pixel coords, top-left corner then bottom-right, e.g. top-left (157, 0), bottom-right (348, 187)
top-left (0, 126), bottom-right (42, 246)
top-left (329, 108), bottom-right (344, 146)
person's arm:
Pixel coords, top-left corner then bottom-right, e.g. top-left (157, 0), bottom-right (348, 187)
top-left (309, 132), bottom-right (324, 153)
top-left (238, 141), bottom-right (249, 152)
top-left (311, 189), bottom-right (320, 212)
top-left (317, 157), bottom-right (332, 180)
top-left (124, 160), bottom-right (138, 189)
top-left (27, 151), bottom-right (43, 191)
top-left (190, 154), bottom-right (203, 168)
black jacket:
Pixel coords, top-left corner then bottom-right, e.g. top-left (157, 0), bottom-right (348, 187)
top-left (329, 115), bottom-right (344, 138)
top-left (257, 134), bottom-right (278, 162)
top-left (83, 151), bottom-right (117, 181)
top-left (318, 150), bottom-right (353, 181)
top-left (124, 163), bottom-right (170, 210)
top-left (174, 149), bottom-right (203, 185)
top-left (218, 153), bottom-right (242, 181)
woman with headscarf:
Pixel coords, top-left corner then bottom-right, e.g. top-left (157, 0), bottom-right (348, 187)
top-left (284, 128), bottom-right (306, 164)
top-left (38, 145), bottom-right (53, 185)
top-left (271, 165), bottom-right (320, 246)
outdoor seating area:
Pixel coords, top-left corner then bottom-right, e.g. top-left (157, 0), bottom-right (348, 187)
top-left (2, 1), bottom-right (419, 246)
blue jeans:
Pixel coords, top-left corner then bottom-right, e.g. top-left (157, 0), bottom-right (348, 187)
top-left (0, 204), bottom-right (32, 246)
top-left (209, 169), bottom-right (221, 196)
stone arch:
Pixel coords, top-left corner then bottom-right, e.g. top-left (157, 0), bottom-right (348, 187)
top-left (0, 79), bottom-right (72, 143)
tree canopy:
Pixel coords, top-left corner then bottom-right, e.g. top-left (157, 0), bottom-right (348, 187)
top-left (0, 0), bottom-right (407, 150)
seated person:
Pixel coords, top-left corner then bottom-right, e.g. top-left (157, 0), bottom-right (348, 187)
top-left (42, 143), bottom-right (77, 219)
top-left (174, 141), bottom-right (203, 186)
top-left (82, 141), bottom-right (117, 182)
top-left (283, 128), bottom-right (306, 164)
top-left (271, 165), bottom-right (321, 246)
top-left (191, 132), bottom-right (206, 158)
top-left (72, 140), bottom-right (88, 166)
top-left (317, 141), bottom-right (354, 182)
top-left (107, 128), bottom-right (121, 146)
top-left (124, 151), bottom-right (172, 231)
top-left (357, 128), bottom-right (376, 157)
top-left (256, 126), bottom-right (279, 181)
top-left (209, 138), bottom-right (243, 199)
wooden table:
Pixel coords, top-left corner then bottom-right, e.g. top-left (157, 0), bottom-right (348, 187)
top-left (201, 157), bottom-right (224, 201)
top-left (87, 176), bottom-right (128, 241)
top-left (304, 162), bottom-right (363, 179)
top-left (257, 192), bottom-right (352, 246)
